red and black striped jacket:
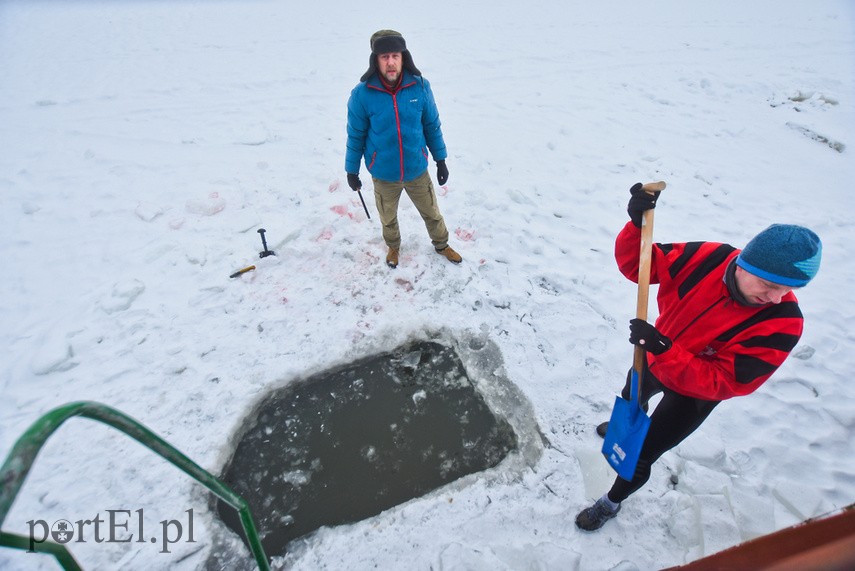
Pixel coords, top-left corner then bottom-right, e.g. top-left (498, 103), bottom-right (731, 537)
top-left (615, 221), bottom-right (804, 401)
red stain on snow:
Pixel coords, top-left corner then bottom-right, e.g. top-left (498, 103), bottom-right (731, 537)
top-left (331, 205), bottom-right (355, 220)
top-left (455, 228), bottom-right (475, 241)
top-left (316, 227), bottom-right (334, 241)
top-left (329, 180), bottom-right (340, 192)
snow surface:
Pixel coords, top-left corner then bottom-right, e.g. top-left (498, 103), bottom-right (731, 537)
top-left (1, 0), bottom-right (854, 569)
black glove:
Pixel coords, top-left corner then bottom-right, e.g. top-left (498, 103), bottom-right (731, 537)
top-left (629, 318), bottom-right (672, 355)
top-left (436, 160), bottom-right (449, 186)
top-left (627, 182), bottom-right (661, 228)
top-left (346, 173), bottom-right (362, 191)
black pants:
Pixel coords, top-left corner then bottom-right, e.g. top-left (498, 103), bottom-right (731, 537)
top-left (607, 365), bottom-right (720, 503)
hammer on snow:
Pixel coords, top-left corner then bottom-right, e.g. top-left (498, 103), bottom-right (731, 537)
top-left (257, 228), bottom-right (275, 258)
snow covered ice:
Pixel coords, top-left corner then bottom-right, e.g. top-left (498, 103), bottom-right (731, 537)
top-left (1, 1), bottom-right (854, 570)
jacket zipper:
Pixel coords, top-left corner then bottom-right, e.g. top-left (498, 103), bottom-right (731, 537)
top-left (368, 80), bottom-right (417, 182)
top-left (392, 92), bottom-right (404, 181)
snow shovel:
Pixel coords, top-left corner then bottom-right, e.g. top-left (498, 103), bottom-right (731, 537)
top-left (602, 180), bottom-right (666, 481)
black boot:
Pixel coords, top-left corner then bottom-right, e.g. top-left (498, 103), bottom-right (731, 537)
top-left (575, 497), bottom-right (621, 531)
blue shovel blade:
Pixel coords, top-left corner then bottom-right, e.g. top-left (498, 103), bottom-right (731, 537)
top-left (601, 370), bottom-right (652, 481)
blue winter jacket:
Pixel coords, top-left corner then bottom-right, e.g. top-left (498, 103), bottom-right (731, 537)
top-left (345, 71), bottom-right (447, 183)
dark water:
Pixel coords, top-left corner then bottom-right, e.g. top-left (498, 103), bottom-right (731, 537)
top-left (216, 340), bottom-right (517, 557)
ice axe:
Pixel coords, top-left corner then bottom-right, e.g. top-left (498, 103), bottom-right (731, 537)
top-left (356, 189), bottom-right (371, 220)
top-left (257, 228), bottom-right (275, 258)
top-left (229, 228), bottom-right (274, 279)
top-left (602, 180), bottom-right (666, 481)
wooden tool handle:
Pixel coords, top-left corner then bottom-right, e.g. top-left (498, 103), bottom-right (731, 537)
top-left (641, 181), bottom-right (666, 193)
top-left (633, 180), bottom-right (667, 374)
top-left (229, 265), bottom-right (256, 279)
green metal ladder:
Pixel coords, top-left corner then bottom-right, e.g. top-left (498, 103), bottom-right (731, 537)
top-left (0, 401), bottom-right (269, 570)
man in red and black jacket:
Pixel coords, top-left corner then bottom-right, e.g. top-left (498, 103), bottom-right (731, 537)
top-left (576, 183), bottom-right (822, 531)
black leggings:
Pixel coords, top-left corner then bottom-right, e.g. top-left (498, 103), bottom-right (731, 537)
top-left (607, 366), bottom-right (720, 503)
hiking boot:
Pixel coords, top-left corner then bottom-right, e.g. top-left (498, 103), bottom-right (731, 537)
top-left (575, 497), bottom-right (621, 531)
top-left (436, 246), bottom-right (462, 264)
top-left (386, 248), bottom-right (399, 269)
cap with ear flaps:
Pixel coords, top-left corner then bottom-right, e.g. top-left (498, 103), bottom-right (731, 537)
top-left (360, 29), bottom-right (421, 82)
top-left (736, 224), bottom-right (822, 287)
top-left (371, 29), bottom-right (407, 54)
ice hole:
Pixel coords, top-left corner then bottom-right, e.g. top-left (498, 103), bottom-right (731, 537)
top-left (215, 339), bottom-right (523, 558)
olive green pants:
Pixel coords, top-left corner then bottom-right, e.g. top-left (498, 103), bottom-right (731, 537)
top-left (372, 170), bottom-right (450, 250)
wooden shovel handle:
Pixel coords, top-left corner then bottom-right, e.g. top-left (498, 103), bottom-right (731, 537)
top-left (633, 180), bottom-right (667, 374)
top-left (641, 181), bottom-right (666, 193)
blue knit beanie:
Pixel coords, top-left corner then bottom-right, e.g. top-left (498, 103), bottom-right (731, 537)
top-left (736, 224), bottom-right (822, 287)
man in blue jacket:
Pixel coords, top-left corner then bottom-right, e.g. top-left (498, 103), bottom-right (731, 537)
top-left (345, 30), bottom-right (461, 269)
